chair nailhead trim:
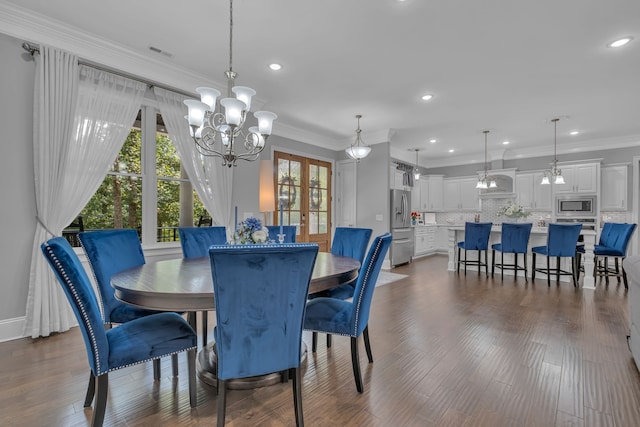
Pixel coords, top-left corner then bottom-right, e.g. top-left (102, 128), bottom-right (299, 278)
top-left (352, 238), bottom-right (384, 337)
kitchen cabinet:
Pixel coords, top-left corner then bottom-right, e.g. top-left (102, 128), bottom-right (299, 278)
top-left (411, 175), bottom-right (444, 212)
top-left (443, 177), bottom-right (479, 211)
top-left (390, 167), bottom-right (409, 190)
top-left (436, 225), bottom-right (449, 252)
top-left (601, 165), bottom-right (628, 210)
top-left (554, 162), bottom-right (598, 194)
top-left (516, 171), bottom-right (552, 211)
top-left (411, 179), bottom-right (421, 212)
top-left (414, 225), bottom-right (437, 257)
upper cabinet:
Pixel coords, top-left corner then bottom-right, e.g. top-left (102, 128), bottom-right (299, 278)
top-left (410, 175), bottom-right (444, 212)
top-left (443, 177), bottom-right (479, 211)
top-left (554, 162), bottom-right (599, 194)
top-left (390, 166), bottom-right (407, 190)
top-left (516, 171), bottom-right (552, 210)
top-left (601, 164), bottom-right (628, 211)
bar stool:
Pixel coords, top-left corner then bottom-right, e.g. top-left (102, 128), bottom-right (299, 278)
top-left (457, 222), bottom-right (493, 276)
top-left (491, 222), bottom-right (533, 280)
top-left (577, 222), bottom-right (636, 288)
top-left (532, 223), bottom-right (582, 287)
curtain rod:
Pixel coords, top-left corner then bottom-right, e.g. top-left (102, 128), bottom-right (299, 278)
top-left (21, 42), bottom-right (197, 99)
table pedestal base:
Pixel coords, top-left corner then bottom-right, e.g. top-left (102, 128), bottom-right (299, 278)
top-left (196, 341), bottom-right (308, 389)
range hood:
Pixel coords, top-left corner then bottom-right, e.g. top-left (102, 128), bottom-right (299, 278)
top-left (478, 168), bottom-right (516, 198)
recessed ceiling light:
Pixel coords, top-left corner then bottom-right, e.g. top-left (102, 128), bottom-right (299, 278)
top-left (269, 63), bottom-right (282, 71)
top-left (607, 36), bottom-right (634, 48)
top-left (421, 94), bottom-right (434, 101)
top-left (448, 149), bottom-right (454, 153)
top-left (429, 139), bottom-right (436, 143)
top-left (502, 140), bottom-right (510, 145)
top-left (569, 130), bottom-right (579, 135)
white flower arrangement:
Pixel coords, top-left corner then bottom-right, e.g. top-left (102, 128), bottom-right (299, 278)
top-left (497, 202), bottom-right (530, 218)
top-left (231, 217), bottom-right (269, 244)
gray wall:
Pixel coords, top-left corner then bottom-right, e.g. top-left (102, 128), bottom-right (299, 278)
top-left (356, 142), bottom-right (391, 239)
top-left (0, 34), bottom-right (37, 321)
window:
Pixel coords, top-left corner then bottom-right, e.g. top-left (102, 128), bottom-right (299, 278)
top-left (71, 106), bottom-right (207, 245)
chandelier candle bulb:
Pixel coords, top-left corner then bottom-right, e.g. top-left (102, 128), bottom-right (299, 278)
top-left (196, 87), bottom-right (220, 109)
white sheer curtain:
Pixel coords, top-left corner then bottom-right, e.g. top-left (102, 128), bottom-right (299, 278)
top-left (25, 50), bottom-right (147, 338)
top-left (153, 87), bottom-right (233, 230)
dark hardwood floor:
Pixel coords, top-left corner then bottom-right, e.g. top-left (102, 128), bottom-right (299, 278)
top-left (2, 255), bottom-right (640, 426)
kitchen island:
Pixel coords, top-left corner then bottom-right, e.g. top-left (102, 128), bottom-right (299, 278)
top-left (446, 225), bottom-right (597, 289)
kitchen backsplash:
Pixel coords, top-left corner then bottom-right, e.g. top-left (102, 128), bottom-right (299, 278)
top-left (433, 198), bottom-right (630, 227)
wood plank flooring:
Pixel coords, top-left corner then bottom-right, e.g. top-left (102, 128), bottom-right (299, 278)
top-left (2, 255), bottom-right (640, 426)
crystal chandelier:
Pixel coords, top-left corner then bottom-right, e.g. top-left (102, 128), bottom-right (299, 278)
top-left (413, 149), bottom-right (421, 180)
top-left (476, 130), bottom-right (496, 189)
top-left (345, 115), bottom-right (371, 161)
top-left (541, 118), bottom-right (565, 185)
top-left (183, 0), bottom-right (277, 167)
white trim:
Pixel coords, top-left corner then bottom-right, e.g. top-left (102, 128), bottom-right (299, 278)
top-left (0, 317), bottom-right (28, 342)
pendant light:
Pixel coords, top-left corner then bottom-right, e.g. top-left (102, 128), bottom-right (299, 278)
top-left (345, 115), bottom-right (371, 161)
top-left (413, 149), bottom-right (421, 180)
top-left (476, 130), bottom-right (496, 189)
top-left (541, 118), bottom-right (565, 185)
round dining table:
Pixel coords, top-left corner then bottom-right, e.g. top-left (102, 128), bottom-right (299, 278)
top-left (111, 251), bottom-right (360, 389)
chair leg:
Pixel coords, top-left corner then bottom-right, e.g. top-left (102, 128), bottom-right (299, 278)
top-left (363, 326), bottom-right (373, 363)
top-left (84, 371), bottom-right (95, 407)
top-left (524, 253), bottom-right (528, 281)
top-left (547, 256), bottom-right (551, 287)
top-left (326, 334), bottom-right (332, 348)
top-left (202, 311), bottom-right (208, 346)
top-left (172, 354), bottom-right (179, 377)
top-left (532, 253), bottom-right (536, 280)
top-left (623, 263), bottom-right (629, 289)
top-left (485, 249), bottom-right (489, 277)
top-left (457, 247), bottom-right (461, 273)
top-left (292, 367), bottom-right (304, 427)
top-left (93, 373), bottom-right (108, 427)
top-left (572, 256), bottom-right (578, 288)
top-left (187, 348), bottom-right (197, 408)
top-left (556, 256), bottom-right (561, 283)
top-left (513, 253), bottom-right (518, 280)
top-left (491, 250), bottom-right (496, 277)
top-left (311, 332), bottom-right (318, 352)
top-left (605, 257), bottom-right (610, 284)
top-left (615, 258), bottom-right (621, 283)
top-left (501, 252), bottom-right (504, 280)
top-left (217, 380), bottom-right (227, 427)
top-left (350, 337), bottom-right (364, 393)
top-left (153, 358), bottom-right (161, 380)
top-left (464, 249), bottom-right (467, 276)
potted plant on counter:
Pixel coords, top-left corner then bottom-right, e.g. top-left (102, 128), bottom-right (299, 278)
top-left (410, 211), bottom-right (420, 225)
top-left (497, 202), bottom-right (530, 222)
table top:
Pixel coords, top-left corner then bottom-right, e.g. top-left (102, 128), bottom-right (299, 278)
top-left (111, 252), bottom-right (360, 312)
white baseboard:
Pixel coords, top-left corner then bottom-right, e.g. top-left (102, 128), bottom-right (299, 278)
top-left (0, 316), bottom-right (27, 343)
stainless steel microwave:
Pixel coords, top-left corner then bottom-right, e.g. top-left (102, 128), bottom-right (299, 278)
top-left (556, 196), bottom-right (596, 216)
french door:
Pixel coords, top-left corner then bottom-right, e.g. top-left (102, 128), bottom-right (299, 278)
top-left (274, 151), bottom-right (332, 251)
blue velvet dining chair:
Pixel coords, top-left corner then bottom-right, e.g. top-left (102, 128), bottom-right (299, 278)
top-left (208, 243), bottom-right (319, 427)
top-left (457, 222), bottom-right (493, 276)
top-left (532, 223), bottom-right (582, 287)
top-left (41, 237), bottom-right (197, 427)
top-left (309, 227), bottom-right (372, 350)
top-left (304, 233), bottom-right (392, 393)
top-left (577, 222), bottom-right (637, 288)
top-left (79, 229), bottom-right (179, 379)
top-left (178, 225), bottom-right (228, 345)
top-left (267, 225), bottom-right (297, 243)
top-left (491, 222), bottom-right (533, 280)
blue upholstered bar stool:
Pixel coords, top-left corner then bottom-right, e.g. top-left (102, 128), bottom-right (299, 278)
top-left (267, 225), bottom-right (297, 243)
top-left (42, 237), bottom-right (197, 427)
top-left (577, 222), bottom-right (636, 288)
top-left (209, 243), bottom-right (319, 427)
top-left (309, 227), bottom-right (372, 350)
top-left (79, 229), bottom-right (180, 379)
top-left (304, 233), bottom-right (392, 393)
top-left (531, 223), bottom-right (582, 287)
top-left (457, 222), bottom-right (493, 276)
top-left (491, 222), bottom-right (533, 280)
top-left (178, 226), bottom-right (228, 345)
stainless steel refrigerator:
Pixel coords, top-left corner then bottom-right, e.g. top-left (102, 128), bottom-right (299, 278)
top-left (390, 189), bottom-right (413, 267)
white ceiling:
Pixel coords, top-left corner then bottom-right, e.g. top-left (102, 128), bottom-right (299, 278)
top-left (3, 0), bottom-right (640, 167)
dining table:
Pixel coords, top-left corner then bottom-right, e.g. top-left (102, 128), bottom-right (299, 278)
top-left (111, 251), bottom-right (361, 389)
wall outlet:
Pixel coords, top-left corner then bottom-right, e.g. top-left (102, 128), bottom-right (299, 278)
top-left (375, 214), bottom-right (384, 221)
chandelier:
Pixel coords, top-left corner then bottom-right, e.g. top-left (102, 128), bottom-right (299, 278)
top-left (413, 149), bottom-right (421, 180)
top-left (345, 115), bottom-right (371, 161)
top-left (541, 118), bottom-right (565, 185)
top-left (476, 130), bottom-right (496, 189)
top-left (183, 0), bottom-right (277, 167)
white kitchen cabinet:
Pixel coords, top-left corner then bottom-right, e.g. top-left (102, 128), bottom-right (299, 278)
top-left (601, 165), bottom-right (628, 210)
top-left (444, 177), bottom-right (479, 211)
top-left (516, 171), bottom-right (551, 211)
top-left (414, 225), bottom-right (437, 257)
top-left (411, 180), bottom-right (421, 212)
top-left (554, 162), bottom-right (598, 194)
top-left (436, 225), bottom-right (449, 252)
top-left (424, 175), bottom-right (444, 211)
top-left (390, 166), bottom-right (407, 190)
